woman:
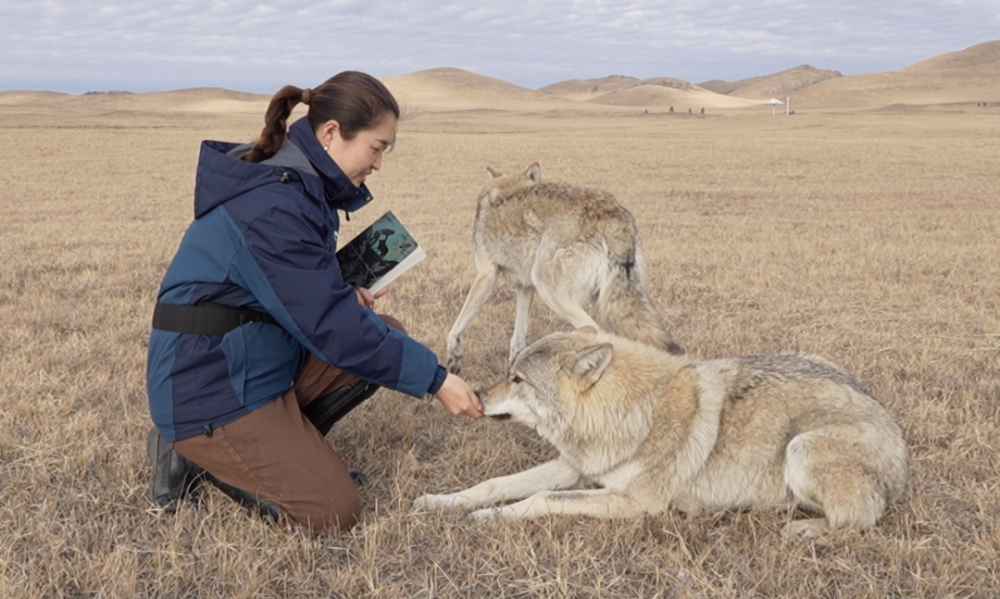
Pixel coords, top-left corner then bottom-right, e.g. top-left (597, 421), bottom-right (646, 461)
top-left (146, 71), bottom-right (483, 533)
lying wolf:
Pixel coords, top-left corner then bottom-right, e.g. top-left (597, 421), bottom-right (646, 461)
top-left (445, 163), bottom-right (681, 375)
top-left (416, 328), bottom-right (908, 536)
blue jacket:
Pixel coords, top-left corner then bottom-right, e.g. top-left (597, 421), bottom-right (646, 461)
top-left (147, 118), bottom-right (447, 442)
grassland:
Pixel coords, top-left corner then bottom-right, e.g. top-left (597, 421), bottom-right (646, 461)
top-left (1, 100), bottom-right (998, 598)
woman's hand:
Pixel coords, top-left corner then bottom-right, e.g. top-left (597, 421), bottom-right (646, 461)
top-left (434, 373), bottom-right (485, 419)
top-left (355, 286), bottom-right (389, 308)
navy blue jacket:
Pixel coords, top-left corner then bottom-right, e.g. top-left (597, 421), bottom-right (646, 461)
top-left (147, 118), bottom-right (446, 442)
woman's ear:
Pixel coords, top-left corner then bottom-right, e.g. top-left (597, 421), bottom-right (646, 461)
top-left (319, 120), bottom-right (342, 148)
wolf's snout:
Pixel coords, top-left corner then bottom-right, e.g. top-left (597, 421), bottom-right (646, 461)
top-left (476, 388), bottom-right (508, 420)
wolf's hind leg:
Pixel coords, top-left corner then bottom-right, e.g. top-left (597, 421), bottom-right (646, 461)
top-left (531, 247), bottom-right (603, 332)
top-left (784, 429), bottom-right (889, 532)
top-left (508, 286), bottom-right (535, 366)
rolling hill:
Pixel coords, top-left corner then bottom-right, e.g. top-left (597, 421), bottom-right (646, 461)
top-left (381, 67), bottom-right (571, 112)
top-left (2, 39), bottom-right (997, 114)
top-left (539, 75), bottom-right (760, 110)
top-left (787, 40), bottom-right (1000, 108)
top-left (697, 65), bottom-right (843, 101)
top-left (0, 87), bottom-right (269, 113)
top-left (538, 75), bottom-right (641, 101)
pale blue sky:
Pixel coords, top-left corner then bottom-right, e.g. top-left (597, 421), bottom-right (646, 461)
top-left (2, 1), bottom-right (997, 94)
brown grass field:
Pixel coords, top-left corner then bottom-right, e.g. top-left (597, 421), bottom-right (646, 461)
top-left (1, 69), bottom-right (999, 598)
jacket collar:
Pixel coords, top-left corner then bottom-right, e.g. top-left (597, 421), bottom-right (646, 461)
top-left (286, 118), bottom-right (372, 213)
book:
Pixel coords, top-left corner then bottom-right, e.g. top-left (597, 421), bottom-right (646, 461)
top-left (336, 210), bottom-right (427, 294)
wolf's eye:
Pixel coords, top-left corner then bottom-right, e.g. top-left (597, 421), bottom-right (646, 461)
top-left (511, 375), bottom-right (523, 384)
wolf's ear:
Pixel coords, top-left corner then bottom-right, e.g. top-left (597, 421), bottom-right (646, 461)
top-left (524, 163), bottom-right (541, 184)
top-left (486, 166), bottom-right (501, 181)
top-left (567, 343), bottom-right (613, 390)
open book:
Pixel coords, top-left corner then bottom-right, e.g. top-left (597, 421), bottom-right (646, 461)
top-left (336, 211), bottom-right (427, 294)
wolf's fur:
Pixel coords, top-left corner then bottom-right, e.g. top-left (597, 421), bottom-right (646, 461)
top-left (445, 163), bottom-right (681, 375)
top-left (416, 328), bottom-right (909, 536)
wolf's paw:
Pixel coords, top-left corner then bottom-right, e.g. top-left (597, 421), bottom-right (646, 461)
top-left (469, 506), bottom-right (505, 522)
top-left (783, 518), bottom-right (830, 539)
top-left (414, 493), bottom-right (474, 511)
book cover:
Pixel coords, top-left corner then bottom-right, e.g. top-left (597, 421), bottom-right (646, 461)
top-left (336, 211), bottom-right (427, 294)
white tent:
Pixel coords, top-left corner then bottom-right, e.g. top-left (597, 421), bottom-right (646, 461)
top-left (765, 97), bottom-right (784, 115)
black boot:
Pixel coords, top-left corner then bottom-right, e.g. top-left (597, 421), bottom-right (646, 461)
top-left (146, 427), bottom-right (205, 512)
top-left (301, 380), bottom-right (379, 436)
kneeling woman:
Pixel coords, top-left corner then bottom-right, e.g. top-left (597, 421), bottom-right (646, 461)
top-left (145, 71), bottom-right (483, 533)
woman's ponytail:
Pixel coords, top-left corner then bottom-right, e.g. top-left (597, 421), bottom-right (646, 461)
top-left (241, 85), bottom-right (307, 163)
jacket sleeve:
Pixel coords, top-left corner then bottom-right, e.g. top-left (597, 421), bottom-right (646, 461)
top-left (230, 201), bottom-right (441, 398)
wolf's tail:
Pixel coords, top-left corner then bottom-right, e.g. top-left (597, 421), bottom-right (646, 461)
top-left (596, 233), bottom-right (683, 354)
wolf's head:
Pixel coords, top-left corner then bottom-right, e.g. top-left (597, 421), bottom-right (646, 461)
top-left (476, 328), bottom-right (615, 438)
top-left (478, 163), bottom-right (543, 209)
top-left (485, 162), bottom-right (541, 188)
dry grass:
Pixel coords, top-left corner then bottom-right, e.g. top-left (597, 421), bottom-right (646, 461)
top-left (1, 100), bottom-right (999, 598)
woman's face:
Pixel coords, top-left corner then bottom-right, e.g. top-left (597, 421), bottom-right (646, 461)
top-left (319, 115), bottom-right (397, 187)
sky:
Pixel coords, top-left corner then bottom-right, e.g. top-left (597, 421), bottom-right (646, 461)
top-left (2, 1), bottom-right (998, 94)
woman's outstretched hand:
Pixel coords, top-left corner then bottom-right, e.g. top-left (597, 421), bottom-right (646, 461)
top-left (435, 373), bottom-right (485, 419)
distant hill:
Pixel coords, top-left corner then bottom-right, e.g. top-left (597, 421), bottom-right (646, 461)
top-left (697, 65), bottom-right (842, 100)
top-left (901, 39), bottom-right (1000, 73)
top-left (788, 40), bottom-right (1000, 108)
top-left (539, 39), bottom-right (1000, 110)
top-left (0, 90), bottom-right (71, 106)
top-left (589, 81), bottom-right (758, 110)
top-left (540, 75), bottom-right (759, 109)
top-left (0, 87), bottom-right (268, 113)
top-left (538, 75), bottom-right (641, 101)
top-left (382, 67), bottom-right (567, 111)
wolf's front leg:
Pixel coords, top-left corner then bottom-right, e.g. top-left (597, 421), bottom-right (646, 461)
top-left (414, 459), bottom-right (581, 511)
top-left (470, 488), bottom-right (646, 521)
top-left (445, 261), bottom-right (500, 374)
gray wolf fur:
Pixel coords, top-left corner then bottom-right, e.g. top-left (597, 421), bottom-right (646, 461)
top-left (445, 163), bottom-right (681, 375)
top-left (417, 328), bottom-right (908, 536)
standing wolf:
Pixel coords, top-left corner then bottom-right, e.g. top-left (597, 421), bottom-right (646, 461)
top-left (445, 163), bottom-right (681, 375)
top-left (417, 328), bottom-right (908, 536)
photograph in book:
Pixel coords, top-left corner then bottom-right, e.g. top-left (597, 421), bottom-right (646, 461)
top-left (336, 211), bottom-right (426, 294)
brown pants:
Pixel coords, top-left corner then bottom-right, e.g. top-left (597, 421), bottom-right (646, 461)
top-left (172, 314), bottom-right (405, 533)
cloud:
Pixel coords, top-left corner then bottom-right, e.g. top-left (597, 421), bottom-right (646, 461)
top-left (1, 0), bottom-right (997, 93)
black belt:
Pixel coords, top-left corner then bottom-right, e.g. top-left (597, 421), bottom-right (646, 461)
top-left (152, 302), bottom-right (279, 336)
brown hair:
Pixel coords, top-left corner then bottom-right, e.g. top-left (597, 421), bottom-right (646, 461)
top-left (241, 71), bottom-right (400, 163)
